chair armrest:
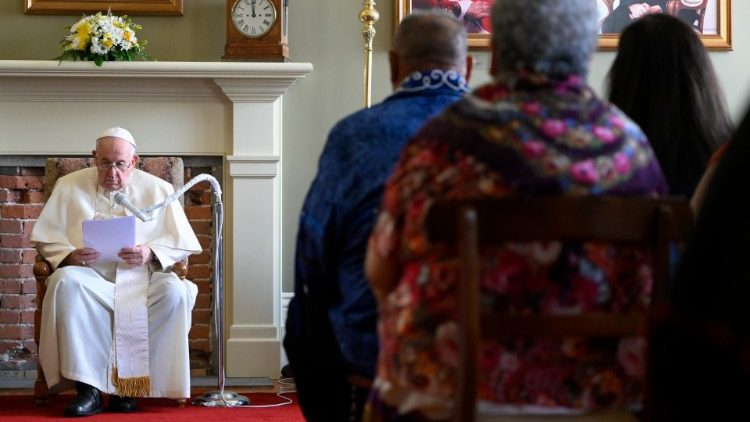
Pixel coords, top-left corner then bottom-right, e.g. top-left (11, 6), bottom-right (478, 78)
top-left (33, 254), bottom-right (51, 279)
top-left (173, 260), bottom-right (188, 280)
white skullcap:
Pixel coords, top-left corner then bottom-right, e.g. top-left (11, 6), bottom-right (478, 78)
top-left (96, 126), bottom-right (136, 149)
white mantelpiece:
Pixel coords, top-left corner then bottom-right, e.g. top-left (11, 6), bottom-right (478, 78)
top-left (0, 60), bottom-right (313, 377)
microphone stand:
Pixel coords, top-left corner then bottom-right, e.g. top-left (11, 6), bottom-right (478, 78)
top-left (130, 174), bottom-right (248, 407)
top-left (193, 177), bottom-right (249, 407)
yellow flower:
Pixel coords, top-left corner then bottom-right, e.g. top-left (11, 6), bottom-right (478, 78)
top-left (74, 34), bottom-right (89, 51)
top-left (72, 21), bottom-right (91, 51)
top-left (102, 35), bottom-right (114, 49)
top-left (74, 20), bottom-right (91, 35)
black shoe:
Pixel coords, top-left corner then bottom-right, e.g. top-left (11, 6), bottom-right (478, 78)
top-left (108, 395), bottom-right (138, 413)
top-left (64, 382), bottom-right (103, 417)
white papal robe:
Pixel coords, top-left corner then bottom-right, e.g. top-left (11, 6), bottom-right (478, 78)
top-left (30, 167), bottom-right (202, 398)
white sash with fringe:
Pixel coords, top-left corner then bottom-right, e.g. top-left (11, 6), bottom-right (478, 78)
top-left (112, 264), bottom-right (151, 397)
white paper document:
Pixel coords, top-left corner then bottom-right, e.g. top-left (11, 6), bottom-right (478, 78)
top-left (82, 216), bottom-right (136, 264)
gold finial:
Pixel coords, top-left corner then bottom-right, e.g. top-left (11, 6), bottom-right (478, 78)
top-left (360, 0), bottom-right (380, 108)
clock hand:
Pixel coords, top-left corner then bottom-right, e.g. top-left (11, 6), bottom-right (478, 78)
top-left (250, 0), bottom-right (257, 17)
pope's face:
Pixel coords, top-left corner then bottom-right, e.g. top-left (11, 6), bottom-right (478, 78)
top-left (93, 137), bottom-right (138, 191)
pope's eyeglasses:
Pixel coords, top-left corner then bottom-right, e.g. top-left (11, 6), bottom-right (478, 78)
top-left (96, 161), bottom-right (132, 171)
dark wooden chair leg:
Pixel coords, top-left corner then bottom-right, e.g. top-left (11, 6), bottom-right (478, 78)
top-left (33, 258), bottom-right (51, 406)
top-left (34, 368), bottom-right (48, 406)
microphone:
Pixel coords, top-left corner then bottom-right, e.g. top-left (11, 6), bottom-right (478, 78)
top-left (113, 192), bottom-right (152, 222)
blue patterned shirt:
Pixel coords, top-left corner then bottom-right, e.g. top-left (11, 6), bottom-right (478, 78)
top-left (286, 70), bottom-right (468, 377)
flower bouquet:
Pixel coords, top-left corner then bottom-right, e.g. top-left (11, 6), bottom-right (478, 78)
top-left (55, 11), bottom-right (151, 67)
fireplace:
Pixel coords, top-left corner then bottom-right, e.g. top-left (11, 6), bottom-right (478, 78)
top-left (0, 60), bottom-right (312, 378)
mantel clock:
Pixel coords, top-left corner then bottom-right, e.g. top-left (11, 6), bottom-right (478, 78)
top-left (224, 0), bottom-right (289, 61)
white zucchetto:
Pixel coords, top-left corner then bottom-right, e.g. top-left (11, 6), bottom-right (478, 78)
top-left (96, 126), bottom-right (137, 149)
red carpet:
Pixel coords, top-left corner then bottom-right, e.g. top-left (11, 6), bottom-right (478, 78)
top-left (0, 393), bottom-right (304, 421)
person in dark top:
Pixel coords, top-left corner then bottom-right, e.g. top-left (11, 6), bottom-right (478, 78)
top-left (283, 9), bottom-right (471, 422)
top-left (649, 103), bottom-right (750, 421)
top-left (606, 13), bottom-right (732, 198)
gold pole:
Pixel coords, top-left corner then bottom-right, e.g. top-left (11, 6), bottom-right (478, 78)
top-left (359, 0), bottom-right (380, 108)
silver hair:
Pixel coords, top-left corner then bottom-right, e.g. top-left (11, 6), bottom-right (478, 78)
top-left (393, 8), bottom-right (468, 69)
top-left (491, 0), bottom-right (598, 78)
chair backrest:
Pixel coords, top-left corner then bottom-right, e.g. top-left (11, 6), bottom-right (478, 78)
top-left (426, 196), bottom-right (693, 422)
top-left (44, 156), bottom-right (184, 205)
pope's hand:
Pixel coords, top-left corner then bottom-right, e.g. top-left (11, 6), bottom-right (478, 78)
top-left (119, 245), bottom-right (153, 267)
top-left (68, 248), bottom-right (100, 267)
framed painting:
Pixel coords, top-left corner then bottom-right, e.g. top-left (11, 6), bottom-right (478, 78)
top-left (598, 0), bottom-right (731, 50)
top-left (394, 0), bottom-right (731, 51)
top-left (24, 0), bottom-right (184, 16)
top-left (394, 0), bottom-right (492, 49)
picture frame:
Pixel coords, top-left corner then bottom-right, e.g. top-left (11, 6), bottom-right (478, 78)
top-left (24, 0), bottom-right (184, 16)
top-left (394, 0), bottom-right (731, 51)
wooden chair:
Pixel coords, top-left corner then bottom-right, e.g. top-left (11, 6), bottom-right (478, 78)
top-left (426, 196), bottom-right (693, 422)
top-left (33, 157), bottom-right (189, 406)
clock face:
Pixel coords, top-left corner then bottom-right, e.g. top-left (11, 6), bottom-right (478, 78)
top-left (231, 0), bottom-right (277, 38)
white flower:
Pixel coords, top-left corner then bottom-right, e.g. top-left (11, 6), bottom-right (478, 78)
top-left (90, 39), bottom-right (107, 55)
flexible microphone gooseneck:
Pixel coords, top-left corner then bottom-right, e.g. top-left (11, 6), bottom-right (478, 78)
top-left (113, 174), bottom-right (223, 222)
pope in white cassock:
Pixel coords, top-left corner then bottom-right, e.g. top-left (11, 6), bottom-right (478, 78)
top-left (30, 127), bottom-right (202, 417)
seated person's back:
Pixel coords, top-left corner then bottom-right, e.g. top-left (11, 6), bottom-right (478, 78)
top-left (651, 102), bottom-right (750, 421)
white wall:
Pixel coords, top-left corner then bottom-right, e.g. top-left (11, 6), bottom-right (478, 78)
top-left (1, 1), bottom-right (750, 293)
top-left (280, 1), bottom-right (392, 294)
top-left (283, 0), bottom-right (750, 293)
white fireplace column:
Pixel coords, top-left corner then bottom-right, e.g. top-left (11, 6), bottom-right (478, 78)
top-left (215, 68), bottom-right (312, 378)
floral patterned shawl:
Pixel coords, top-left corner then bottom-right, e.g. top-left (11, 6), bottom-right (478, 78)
top-left (364, 72), bottom-right (668, 421)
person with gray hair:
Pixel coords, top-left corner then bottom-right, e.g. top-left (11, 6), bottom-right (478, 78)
top-left (284, 9), bottom-right (470, 422)
top-left (363, 0), bottom-right (667, 420)
top-left (490, 0), bottom-right (598, 78)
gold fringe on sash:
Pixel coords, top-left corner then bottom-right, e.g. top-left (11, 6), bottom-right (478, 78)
top-left (112, 367), bottom-right (151, 398)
